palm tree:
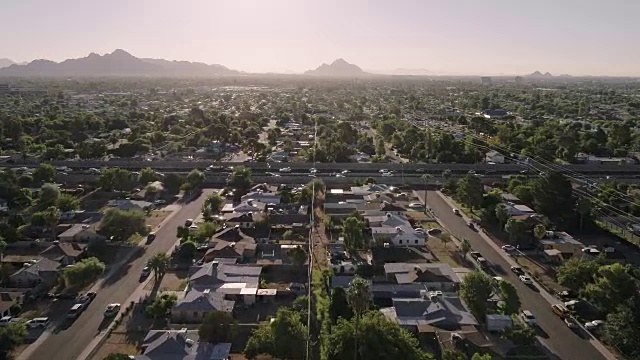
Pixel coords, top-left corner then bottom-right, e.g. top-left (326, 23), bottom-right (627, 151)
top-left (347, 277), bottom-right (371, 360)
top-left (421, 174), bottom-right (432, 214)
top-left (147, 252), bottom-right (170, 282)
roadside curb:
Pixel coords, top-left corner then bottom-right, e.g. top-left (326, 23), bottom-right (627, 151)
top-left (434, 191), bottom-right (619, 360)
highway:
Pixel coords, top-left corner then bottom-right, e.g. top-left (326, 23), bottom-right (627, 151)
top-left (419, 191), bottom-right (607, 360)
top-left (21, 190), bottom-right (214, 360)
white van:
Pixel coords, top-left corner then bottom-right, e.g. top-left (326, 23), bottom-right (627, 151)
top-left (67, 304), bottom-right (84, 319)
top-left (27, 317), bottom-right (50, 328)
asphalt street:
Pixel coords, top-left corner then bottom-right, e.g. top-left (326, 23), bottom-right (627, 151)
top-left (419, 191), bottom-right (607, 360)
top-left (22, 189), bottom-right (214, 360)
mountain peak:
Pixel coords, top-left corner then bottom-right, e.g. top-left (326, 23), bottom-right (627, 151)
top-left (305, 58), bottom-right (367, 77)
top-left (109, 49), bottom-right (134, 57)
top-left (0, 58), bottom-right (17, 69)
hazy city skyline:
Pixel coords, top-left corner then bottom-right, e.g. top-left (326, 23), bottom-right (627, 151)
top-left (2, 0), bottom-right (639, 76)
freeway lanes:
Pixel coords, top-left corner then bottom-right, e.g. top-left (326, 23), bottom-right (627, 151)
top-left (419, 191), bottom-right (607, 360)
top-left (22, 189), bottom-right (214, 360)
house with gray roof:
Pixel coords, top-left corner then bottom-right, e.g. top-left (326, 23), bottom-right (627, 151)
top-left (107, 199), bottom-right (153, 212)
top-left (9, 257), bottom-right (60, 291)
top-left (381, 296), bottom-right (478, 331)
top-left (384, 263), bottom-right (461, 291)
top-left (135, 328), bottom-right (231, 360)
top-left (171, 289), bottom-right (235, 323)
top-left (189, 261), bottom-right (262, 289)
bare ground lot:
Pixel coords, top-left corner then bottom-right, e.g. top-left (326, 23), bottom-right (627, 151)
top-left (145, 210), bottom-right (173, 228)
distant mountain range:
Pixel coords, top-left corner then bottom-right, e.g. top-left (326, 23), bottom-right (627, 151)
top-left (304, 59), bottom-right (368, 77)
top-left (527, 70), bottom-right (553, 77)
top-left (0, 59), bottom-right (21, 69)
top-left (0, 49), bottom-right (240, 77)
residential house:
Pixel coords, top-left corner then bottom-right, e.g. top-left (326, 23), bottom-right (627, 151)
top-left (256, 244), bottom-right (307, 265)
top-left (384, 263), bottom-right (461, 292)
top-left (171, 289), bottom-right (235, 323)
top-left (482, 109), bottom-right (508, 120)
top-left (222, 212), bottom-right (254, 229)
top-left (325, 189), bottom-right (367, 203)
top-left (133, 181), bottom-right (164, 201)
top-left (502, 203), bottom-right (536, 217)
top-left (221, 200), bottom-right (264, 214)
top-left (57, 224), bottom-right (106, 243)
top-left (368, 213), bottom-right (424, 246)
top-left (351, 184), bottom-right (391, 196)
top-left (39, 242), bottom-right (87, 266)
top-left (203, 227), bottom-right (257, 263)
top-left (485, 151), bottom-right (505, 164)
top-left (0, 292), bottom-right (24, 317)
top-left (107, 199), bottom-right (153, 212)
top-left (538, 231), bottom-right (585, 262)
top-left (189, 261), bottom-right (262, 289)
top-left (241, 191), bottom-right (281, 204)
top-left (381, 297), bottom-right (478, 331)
top-left (323, 202), bottom-right (358, 220)
top-left (9, 257), bottom-right (60, 290)
top-left (135, 329), bottom-right (231, 360)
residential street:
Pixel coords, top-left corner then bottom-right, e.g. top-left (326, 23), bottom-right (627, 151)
top-left (21, 190), bottom-right (214, 360)
top-left (418, 191), bottom-right (607, 360)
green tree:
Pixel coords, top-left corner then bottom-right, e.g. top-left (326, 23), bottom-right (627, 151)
top-left (531, 171), bottom-right (574, 224)
top-left (227, 166), bottom-right (252, 197)
top-left (442, 350), bottom-right (466, 360)
top-left (203, 193), bottom-right (224, 214)
top-left (329, 287), bottom-right (352, 323)
top-left (603, 302), bottom-right (640, 358)
top-left (287, 245), bottom-right (307, 266)
top-left (36, 184), bottom-right (60, 210)
top-left (495, 204), bottom-right (509, 230)
top-left (199, 311), bottom-right (236, 343)
top-left (460, 238), bottom-right (472, 258)
top-left (533, 224), bottom-right (547, 242)
top-left (98, 168), bottom-right (136, 192)
top-left (347, 277), bottom-right (371, 360)
top-left (244, 308), bottom-right (307, 360)
top-left (62, 257), bottom-right (106, 288)
top-left (556, 257), bottom-right (598, 292)
top-left (42, 206), bottom-right (60, 241)
top-left (342, 216), bottom-right (367, 253)
top-left (503, 324), bottom-right (536, 347)
top-left (138, 167), bottom-right (159, 184)
top-left (100, 208), bottom-right (147, 241)
top-left (193, 221), bottom-right (219, 243)
top-left (459, 271), bottom-right (493, 321)
top-left (499, 280), bottom-right (521, 315)
top-left (457, 174), bottom-right (484, 211)
top-left (147, 252), bottom-right (170, 282)
top-left (576, 197), bottom-right (592, 232)
top-left (163, 173), bottom-right (184, 194)
top-left (471, 354), bottom-right (493, 360)
top-left (145, 293), bottom-right (177, 319)
top-left (56, 193), bottom-right (79, 212)
top-left (33, 163), bottom-right (56, 183)
top-left (327, 312), bottom-right (433, 360)
top-left (0, 322), bottom-right (27, 359)
top-left (505, 218), bottom-right (529, 244)
top-left (185, 169), bottom-right (205, 189)
top-left (177, 240), bottom-right (197, 260)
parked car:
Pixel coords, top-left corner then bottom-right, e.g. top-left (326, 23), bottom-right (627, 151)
top-left (564, 317), bottom-right (578, 329)
top-left (467, 222), bottom-right (476, 230)
top-left (0, 316), bottom-right (15, 326)
top-left (26, 317), bottom-right (50, 329)
top-left (557, 290), bottom-right (577, 300)
top-left (470, 251), bottom-right (482, 259)
top-left (185, 219), bottom-right (193, 227)
top-left (104, 303), bottom-right (121, 317)
top-left (427, 228), bottom-right (442, 236)
top-left (551, 304), bottom-right (570, 318)
top-left (408, 202), bottom-right (423, 209)
top-left (501, 245), bottom-right (516, 251)
top-left (585, 320), bottom-right (604, 330)
top-left (519, 275), bottom-right (533, 285)
top-left (453, 208), bottom-right (461, 215)
top-left (153, 199), bottom-right (166, 206)
top-left (146, 232), bottom-right (156, 243)
top-left (510, 266), bottom-right (525, 276)
top-left (521, 310), bottom-right (537, 326)
top-left (67, 303), bottom-right (84, 320)
top-left (140, 266), bottom-right (151, 281)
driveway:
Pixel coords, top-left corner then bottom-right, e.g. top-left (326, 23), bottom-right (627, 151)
top-left (417, 191), bottom-right (607, 360)
top-left (20, 189), bottom-right (214, 360)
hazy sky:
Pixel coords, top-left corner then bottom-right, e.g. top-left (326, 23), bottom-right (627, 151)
top-left (1, 0), bottom-right (639, 75)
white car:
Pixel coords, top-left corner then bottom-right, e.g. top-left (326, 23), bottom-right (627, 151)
top-left (521, 310), bottom-right (537, 326)
top-left (519, 275), bottom-right (533, 285)
top-left (310, 168), bottom-right (318, 174)
top-left (585, 320), bottom-right (604, 330)
top-left (408, 202), bottom-right (423, 209)
top-left (279, 167), bottom-right (292, 173)
top-left (379, 169), bottom-right (389, 174)
top-left (501, 245), bottom-right (516, 251)
top-left (335, 174), bottom-right (345, 178)
top-left (453, 208), bottom-right (460, 215)
top-left (341, 170), bottom-right (350, 174)
top-left (381, 172), bottom-right (394, 177)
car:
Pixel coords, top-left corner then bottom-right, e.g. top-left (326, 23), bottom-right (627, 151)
top-left (185, 219), bottom-right (193, 227)
top-left (453, 208), bottom-right (461, 215)
top-left (521, 310), bottom-right (537, 326)
top-left (564, 300), bottom-right (580, 309)
top-left (335, 173), bottom-right (345, 177)
top-left (427, 228), bottom-right (442, 236)
top-left (189, 224), bottom-right (199, 230)
top-left (154, 199), bottom-right (166, 206)
top-left (467, 222), bottom-right (476, 230)
top-left (379, 169), bottom-right (389, 174)
top-left (341, 170), bottom-right (350, 174)
top-left (585, 320), bottom-right (604, 330)
top-left (510, 266), bottom-right (525, 276)
top-left (26, 317), bottom-right (50, 329)
top-left (557, 290), bottom-right (576, 300)
top-left (67, 303), bottom-right (84, 319)
top-left (140, 266), bottom-right (151, 280)
top-left (76, 295), bottom-right (92, 309)
top-left (146, 232), bottom-right (156, 243)
top-left (501, 245), bottom-right (516, 251)
top-left (279, 167), bottom-right (292, 173)
top-left (476, 257), bottom-right (488, 268)
top-left (0, 316), bottom-right (14, 326)
top-left (381, 172), bottom-right (394, 177)
top-left (104, 303), bottom-right (121, 317)
top-left (310, 168), bottom-right (318, 174)
top-left (86, 291), bottom-right (97, 301)
top-left (519, 275), bottom-right (533, 285)
top-left (551, 304), bottom-right (570, 318)
top-left (470, 251), bottom-right (482, 259)
top-left (413, 228), bottom-right (425, 234)
top-left (564, 317), bottom-right (578, 328)
top-left (408, 202), bottom-right (423, 209)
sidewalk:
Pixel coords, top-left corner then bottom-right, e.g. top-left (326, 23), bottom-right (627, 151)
top-left (435, 191), bottom-right (619, 360)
